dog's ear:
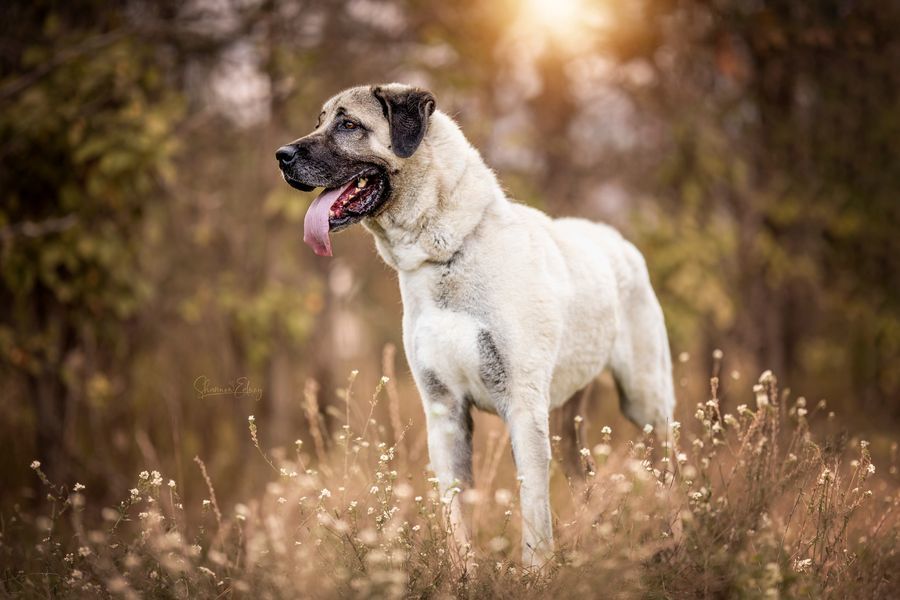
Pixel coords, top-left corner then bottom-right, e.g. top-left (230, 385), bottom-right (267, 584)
top-left (372, 86), bottom-right (436, 158)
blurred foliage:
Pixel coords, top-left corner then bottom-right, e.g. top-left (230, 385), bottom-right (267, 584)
top-left (0, 4), bottom-right (183, 483)
top-left (630, 0), bottom-right (900, 413)
top-left (0, 0), bottom-right (897, 511)
top-left (0, 26), bottom-right (180, 364)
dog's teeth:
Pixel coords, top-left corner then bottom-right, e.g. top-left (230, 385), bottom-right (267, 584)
top-left (357, 177), bottom-right (367, 188)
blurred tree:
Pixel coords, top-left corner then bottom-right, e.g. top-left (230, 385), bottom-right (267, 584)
top-left (0, 3), bottom-right (182, 480)
top-left (627, 0), bottom-right (900, 413)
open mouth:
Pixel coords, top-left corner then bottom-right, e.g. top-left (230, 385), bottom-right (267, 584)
top-left (327, 172), bottom-right (388, 229)
top-left (302, 170), bottom-right (390, 256)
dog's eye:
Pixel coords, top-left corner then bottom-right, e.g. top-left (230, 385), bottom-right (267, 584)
top-left (342, 120), bottom-right (357, 130)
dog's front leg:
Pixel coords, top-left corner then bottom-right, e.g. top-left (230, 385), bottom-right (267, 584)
top-left (506, 404), bottom-right (554, 568)
top-left (423, 394), bottom-right (474, 569)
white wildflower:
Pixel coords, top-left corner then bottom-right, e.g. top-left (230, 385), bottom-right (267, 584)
top-left (793, 558), bottom-right (812, 573)
top-left (754, 384), bottom-right (769, 408)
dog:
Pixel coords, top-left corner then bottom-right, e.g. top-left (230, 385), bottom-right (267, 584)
top-left (276, 83), bottom-right (676, 568)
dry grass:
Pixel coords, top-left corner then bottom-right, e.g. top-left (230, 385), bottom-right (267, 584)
top-left (2, 368), bottom-right (898, 599)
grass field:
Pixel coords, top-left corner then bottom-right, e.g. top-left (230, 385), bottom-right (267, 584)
top-left (3, 367), bottom-right (898, 599)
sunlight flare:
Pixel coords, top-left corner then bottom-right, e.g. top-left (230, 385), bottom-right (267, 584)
top-left (518, 0), bottom-right (613, 51)
top-left (524, 0), bottom-right (583, 31)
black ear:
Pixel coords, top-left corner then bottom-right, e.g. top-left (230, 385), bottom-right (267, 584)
top-left (372, 86), bottom-right (436, 158)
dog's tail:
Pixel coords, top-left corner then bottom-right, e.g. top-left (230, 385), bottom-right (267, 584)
top-left (608, 242), bottom-right (676, 437)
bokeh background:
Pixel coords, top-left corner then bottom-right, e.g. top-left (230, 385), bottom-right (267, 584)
top-left (2, 0), bottom-right (898, 509)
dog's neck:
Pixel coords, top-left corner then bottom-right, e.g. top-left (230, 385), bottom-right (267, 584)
top-left (363, 112), bottom-right (504, 271)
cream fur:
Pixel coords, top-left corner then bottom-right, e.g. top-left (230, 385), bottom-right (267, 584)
top-left (318, 85), bottom-right (676, 567)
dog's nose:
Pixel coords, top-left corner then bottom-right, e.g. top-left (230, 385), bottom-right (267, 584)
top-left (276, 145), bottom-right (297, 165)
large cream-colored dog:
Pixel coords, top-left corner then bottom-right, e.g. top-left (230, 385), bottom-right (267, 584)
top-left (276, 83), bottom-right (675, 567)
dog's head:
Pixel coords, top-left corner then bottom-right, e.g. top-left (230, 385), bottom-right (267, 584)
top-left (276, 83), bottom-right (436, 256)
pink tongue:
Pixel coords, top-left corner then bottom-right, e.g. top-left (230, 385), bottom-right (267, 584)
top-left (303, 182), bottom-right (353, 257)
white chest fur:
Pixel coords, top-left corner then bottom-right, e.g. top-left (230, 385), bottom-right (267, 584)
top-left (399, 268), bottom-right (502, 414)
